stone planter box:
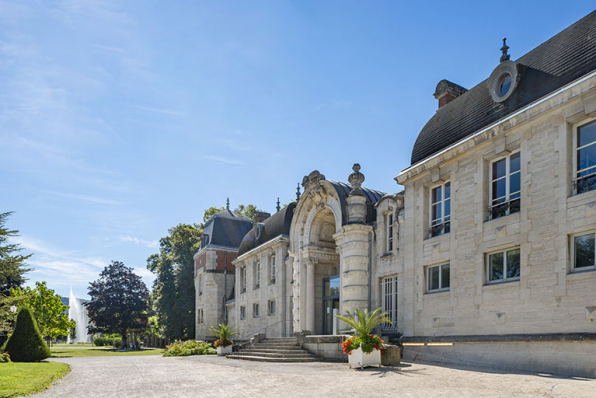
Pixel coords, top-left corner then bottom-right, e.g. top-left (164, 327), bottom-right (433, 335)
top-left (348, 346), bottom-right (381, 369)
top-left (217, 345), bottom-right (233, 356)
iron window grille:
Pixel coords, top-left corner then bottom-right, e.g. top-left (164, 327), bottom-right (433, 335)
top-left (429, 182), bottom-right (451, 238)
top-left (489, 152), bottom-right (521, 220)
top-left (380, 276), bottom-right (398, 331)
top-left (575, 121), bottom-right (596, 195)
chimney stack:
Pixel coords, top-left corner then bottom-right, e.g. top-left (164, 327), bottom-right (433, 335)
top-left (434, 79), bottom-right (467, 109)
top-left (255, 211), bottom-right (271, 223)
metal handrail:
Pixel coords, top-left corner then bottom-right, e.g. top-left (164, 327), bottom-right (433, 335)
top-left (238, 319), bottom-right (292, 341)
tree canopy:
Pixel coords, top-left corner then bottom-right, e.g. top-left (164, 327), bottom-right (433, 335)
top-left (0, 212), bottom-right (32, 296)
top-left (11, 281), bottom-right (75, 341)
top-left (85, 261), bottom-right (149, 347)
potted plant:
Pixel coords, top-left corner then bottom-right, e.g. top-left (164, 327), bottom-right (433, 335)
top-left (208, 324), bottom-right (238, 356)
top-left (334, 307), bottom-right (392, 369)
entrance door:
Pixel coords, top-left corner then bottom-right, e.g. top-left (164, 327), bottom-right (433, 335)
top-left (322, 275), bottom-right (340, 335)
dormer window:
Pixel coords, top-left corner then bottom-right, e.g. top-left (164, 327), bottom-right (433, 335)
top-left (488, 60), bottom-right (519, 103)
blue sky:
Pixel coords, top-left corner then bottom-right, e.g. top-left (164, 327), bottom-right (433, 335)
top-left (1, 1), bottom-right (594, 299)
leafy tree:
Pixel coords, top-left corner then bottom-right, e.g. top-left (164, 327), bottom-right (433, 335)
top-left (203, 207), bottom-right (223, 223)
top-left (0, 211), bottom-right (32, 295)
top-left (85, 261), bottom-right (149, 349)
top-left (5, 306), bottom-right (51, 362)
top-left (11, 281), bottom-right (75, 345)
top-left (236, 204), bottom-right (260, 224)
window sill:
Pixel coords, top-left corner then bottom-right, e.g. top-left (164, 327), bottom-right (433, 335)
top-left (423, 289), bottom-right (449, 297)
top-left (425, 232), bottom-right (450, 242)
top-left (485, 211), bottom-right (520, 226)
top-left (380, 252), bottom-right (394, 260)
top-left (567, 267), bottom-right (596, 281)
top-left (483, 279), bottom-right (520, 290)
top-left (567, 189), bottom-right (596, 205)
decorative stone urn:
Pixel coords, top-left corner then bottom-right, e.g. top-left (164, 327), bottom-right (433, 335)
top-left (217, 345), bottom-right (233, 356)
top-left (348, 345), bottom-right (382, 369)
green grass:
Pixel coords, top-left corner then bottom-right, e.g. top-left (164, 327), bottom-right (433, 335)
top-left (52, 343), bottom-right (94, 347)
top-left (0, 362), bottom-right (70, 398)
top-left (50, 347), bottom-right (164, 357)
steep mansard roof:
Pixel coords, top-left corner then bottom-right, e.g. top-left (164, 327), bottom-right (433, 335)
top-left (237, 202), bottom-right (296, 257)
top-left (200, 209), bottom-right (253, 250)
top-left (411, 11), bottom-right (596, 165)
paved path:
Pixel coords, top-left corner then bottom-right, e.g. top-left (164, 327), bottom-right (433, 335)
top-left (32, 354), bottom-right (595, 398)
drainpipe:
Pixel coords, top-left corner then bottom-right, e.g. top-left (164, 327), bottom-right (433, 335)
top-left (282, 250), bottom-right (287, 337)
top-left (224, 251), bottom-right (227, 324)
top-left (368, 231), bottom-right (372, 312)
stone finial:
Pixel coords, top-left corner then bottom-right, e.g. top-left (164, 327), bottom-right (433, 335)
top-left (500, 38), bottom-right (510, 63)
top-left (348, 163), bottom-right (365, 196)
top-left (276, 197), bottom-right (281, 212)
top-left (296, 183), bottom-right (301, 201)
top-left (226, 197), bottom-right (230, 211)
top-left (302, 170), bottom-right (326, 190)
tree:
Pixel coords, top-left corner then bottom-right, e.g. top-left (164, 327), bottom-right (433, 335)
top-left (5, 306), bottom-right (51, 362)
top-left (203, 207), bottom-right (223, 223)
top-left (236, 204), bottom-right (260, 225)
top-left (85, 261), bottom-right (149, 349)
top-left (0, 211), bottom-right (32, 295)
top-left (11, 281), bottom-right (75, 345)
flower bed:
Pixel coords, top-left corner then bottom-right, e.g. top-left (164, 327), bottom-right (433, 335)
top-left (341, 334), bottom-right (385, 355)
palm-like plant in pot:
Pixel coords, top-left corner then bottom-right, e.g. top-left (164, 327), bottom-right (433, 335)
top-left (334, 307), bottom-right (392, 368)
top-left (208, 324), bottom-right (239, 355)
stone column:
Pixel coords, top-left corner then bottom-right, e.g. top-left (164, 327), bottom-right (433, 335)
top-left (305, 258), bottom-right (316, 333)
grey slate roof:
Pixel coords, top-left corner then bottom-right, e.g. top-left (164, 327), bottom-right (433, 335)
top-left (327, 181), bottom-right (386, 225)
top-left (238, 202), bottom-right (296, 256)
top-left (411, 11), bottom-right (596, 165)
top-left (200, 209), bottom-right (253, 250)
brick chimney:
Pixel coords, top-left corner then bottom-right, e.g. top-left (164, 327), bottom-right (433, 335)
top-left (434, 79), bottom-right (467, 109)
top-left (255, 211), bottom-right (271, 223)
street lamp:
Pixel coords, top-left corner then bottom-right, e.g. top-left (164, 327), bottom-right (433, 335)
top-left (10, 306), bottom-right (17, 313)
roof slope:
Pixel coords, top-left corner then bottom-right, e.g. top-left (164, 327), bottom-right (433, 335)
top-left (238, 202), bottom-right (296, 257)
top-left (201, 209), bottom-right (253, 249)
top-left (411, 11), bottom-right (596, 165)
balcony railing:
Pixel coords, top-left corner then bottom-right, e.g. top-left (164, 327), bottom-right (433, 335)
top-left (429, 220), bottom-right (450, 238)
top-left (488, 198), bottom-right (520, 220)
top-left (574, 173), bottom-right (596, 194)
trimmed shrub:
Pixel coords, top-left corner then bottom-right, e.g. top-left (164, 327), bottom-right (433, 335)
top-left (112, 337), bottom-right (122, 348)
top-left (5, 307), bottom-right (51, 362)
top-left (93, 336), bottom-right (106, 346)
top-left (163, 340), bottom-right (216, 357)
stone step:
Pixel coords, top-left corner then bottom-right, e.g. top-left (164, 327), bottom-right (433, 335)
top-left (242, 348), bottom-right (311, 354)
top-left (263, 338), bottom-right (298, 342)
top-left (250, 343), bottom-right (301, 349)
top-left (226, 354), bottom-right (317, 363)
top-left (233, 351), bottom-right (313, 358)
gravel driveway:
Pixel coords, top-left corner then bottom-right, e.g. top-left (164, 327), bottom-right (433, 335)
top-left (31, 354), bottom-right (594, 398)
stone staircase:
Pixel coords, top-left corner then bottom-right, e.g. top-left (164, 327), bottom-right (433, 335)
top-left (226, 337), bottom-right (317, 362)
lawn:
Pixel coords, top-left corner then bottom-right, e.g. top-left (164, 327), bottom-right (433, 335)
top-left (0, 362), bottom-right (70, 398)
top-left (52, 343), bottom-right (94, 347)
top-left (51, 347), bottom-right (164, 357)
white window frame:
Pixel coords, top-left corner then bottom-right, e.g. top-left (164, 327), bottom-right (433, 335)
top-left (267, 299), bottom-right (276, 316)
top-left (254, 260), bottom-right (261, 290)
top-left (429, 181), bottom-right (451, 237)
top-left (486, 247), bottom-right (521, 284)
top-left (489, 151), bottom-right (521, 219)
top-left (240, 305), bottom-right (246, 320)
top-left (380, 276), bottom-right (398, 331)
top-left (269, 254), bottom-right (276, 285)
top-left (240, 266), bottom-right (247, 293)
top-left (571, 231), bottom-right (596, 272)
top-left (426, 263), bottom-right (450, 293)
top-left (253, 303), bottom-right (260, 318)
top-left (386, 213), bottom-right (394, 252)
top-left (573, 119), bottom-right (596, 195)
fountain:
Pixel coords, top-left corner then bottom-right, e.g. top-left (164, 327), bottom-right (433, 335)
top-left (66, 288), bottom-right (92, 344)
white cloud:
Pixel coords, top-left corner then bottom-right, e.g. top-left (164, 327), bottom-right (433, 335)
top-left (206, 155), bottom-right (246, 165)
top-left (118, 236), bottom-right (159, 248)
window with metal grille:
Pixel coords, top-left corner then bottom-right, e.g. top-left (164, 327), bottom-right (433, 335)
top-left (430, 182), bottom-right (451, 237)
top-left (575, 121), bottom-right (596, 194)
top-left (381, 276), bottom-right (398, 331)
top-left (489, 152), bottom-right (520, 219)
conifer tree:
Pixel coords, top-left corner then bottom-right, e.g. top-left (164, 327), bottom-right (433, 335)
top-left (5, 306), bottom-right (51, 362)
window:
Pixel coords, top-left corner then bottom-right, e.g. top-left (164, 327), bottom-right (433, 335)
top-left (386, 213), bottom-right (394, 252)
top-left (487, 247), bottom-right (520, 283)
top-left (489, 152), bottom-right (520, 219)
top-left (572, 232), bottom-right (596, 271)
top-left (254, 260), bottom-right (261, 290)
top-left (427, 264), bottom-right (450, 292)
top-left (198, 275), bottom-right (203, 296)
top-left (240, 306), bottom-right (246, 320)
top-left (430, 182), bottom-right (451, 237)
top-left (253, 303), bottom-right (260, 318)
top-left (240, 266), bottom-right (247, 293)
top-left (197, 308), bottom-right (204, 324)
top-left (267, 300), bottom-right (276, 316)
top-left (269, 255), bottom-right (276, 285)
top-left (381, 276), bottom-right (398, 331)
top-left (574, 121), bottom-right (596, 194)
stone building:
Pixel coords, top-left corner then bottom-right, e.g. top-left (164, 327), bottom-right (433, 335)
top-left (195, 12), bottom-right (596, 376)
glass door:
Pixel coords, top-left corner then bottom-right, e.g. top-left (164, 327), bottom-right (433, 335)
top-left (322, 275), bottom-right (340, 335)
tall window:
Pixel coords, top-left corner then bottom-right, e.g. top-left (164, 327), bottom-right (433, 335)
top-left (197, 308), bottom-right (204, 324)
top-left (240, 266), bottom-right (247, 293)
top-left (490, 152), bottom-right (520, 219)
top-left (269, 255), bottom-right (276, 285)
top-left (572, 232), bottom-right (596, 271)
top-left (430, 182), bottom-right (451, 237)
top-left (381, 276), bottom-right (398, 331)
top-left (575, 121), bottom-right (596, 194)
top-left (254, 260), bottom-right (261, 290)
top-left (427, 264), bottom-right (450, 292)
top-left (487, 247), bottom-right (520, 283)
top-left (386, 213), bottom-right (394, 252)
top-left (198, 275), bottom-right (203, 296)
top-left (267, 300), bottom-right (276, 316)
top-left (240, 306), bottom-right (246, 320)
top-left (253, 303), bottom-right (260, 318)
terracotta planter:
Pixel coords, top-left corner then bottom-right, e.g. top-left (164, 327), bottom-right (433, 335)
top-left (348, 346), bottom-right (381, 369)
top-left (217, 345), bottom-right (233, 356)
